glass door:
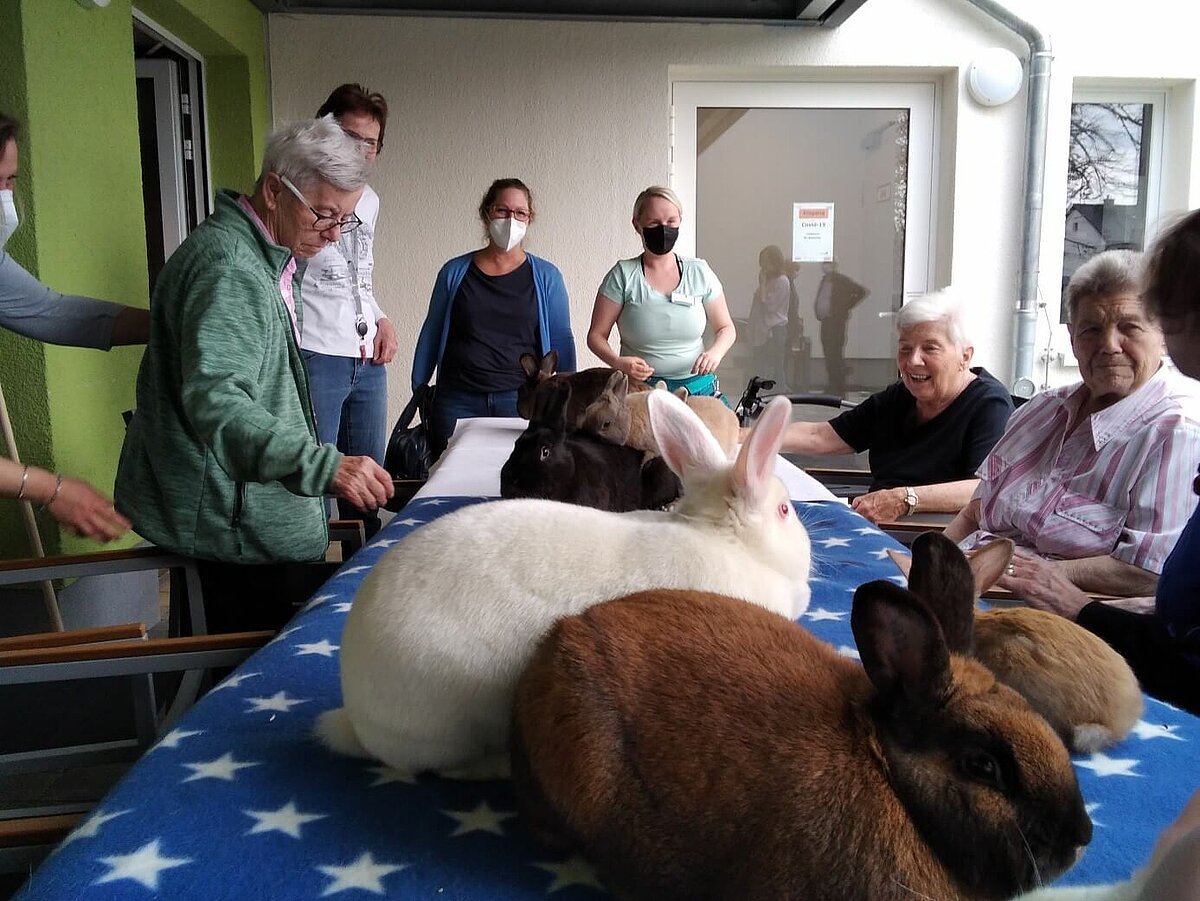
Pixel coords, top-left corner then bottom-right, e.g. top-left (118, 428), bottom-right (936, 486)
top-left (672, 81), bottom-right (937, 402)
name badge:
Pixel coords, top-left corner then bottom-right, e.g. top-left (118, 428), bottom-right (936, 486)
top-left (669, 291), bottom-right (697, 307)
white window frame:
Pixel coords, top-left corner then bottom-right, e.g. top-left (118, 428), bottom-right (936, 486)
top-left (670, 80), bottom-right (939, 298)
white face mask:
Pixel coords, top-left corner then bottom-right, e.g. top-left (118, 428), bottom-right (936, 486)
top-left (0, 190), bottom-right (17, 250)
top-left (488, 215), bottom-right (526, 253)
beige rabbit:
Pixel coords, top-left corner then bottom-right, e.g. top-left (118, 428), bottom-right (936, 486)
top-left (620, 385), bottom-right (740, 459)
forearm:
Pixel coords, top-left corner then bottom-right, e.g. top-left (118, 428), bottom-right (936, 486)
top-left (0, 459), bottom-right (58, 504)
top-left (586, 330), bottom-right (623, 368)
top-left (943, 497), bottom-right (981, 543)
top-left (909, 479), bottom-right (978, 514)
top-left (1058, 555), bottom-right (1159, 597)
top-left (109, 305), bottom-right (150, 345)
top-left (707, 323), bottom-right (736, 361)
top-left (780, 421), bottom-right (853, 455)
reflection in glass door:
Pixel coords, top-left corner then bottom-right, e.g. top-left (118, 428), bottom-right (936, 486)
top-left (672, 82), bottom-right (936, 404)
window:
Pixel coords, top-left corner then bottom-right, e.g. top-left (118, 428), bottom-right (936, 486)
top-left (1060, 90), bottom-right (1165, 321)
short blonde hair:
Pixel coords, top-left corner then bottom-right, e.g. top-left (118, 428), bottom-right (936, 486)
top-left (896, 290), bottom-right (970, 350)
top-left (632, 185), bottom-right (683, 221)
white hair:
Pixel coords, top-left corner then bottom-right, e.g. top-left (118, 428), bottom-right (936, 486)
top-left (257, 115), bottom-right (367, 193)
top-left (896, 290), bottom-right (970, 350)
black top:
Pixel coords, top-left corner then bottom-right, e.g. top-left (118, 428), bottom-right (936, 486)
top-left (830, 367), bottom-right (1014, 491)
top-left (440, 260), bottom-right (539, 393)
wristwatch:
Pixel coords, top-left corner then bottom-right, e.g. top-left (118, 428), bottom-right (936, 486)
top-left (903, 487), bottom-right (919, 516)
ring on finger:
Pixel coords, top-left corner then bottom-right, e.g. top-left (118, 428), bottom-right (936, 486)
top-left (1005, 564), bottom-right (1016, 576)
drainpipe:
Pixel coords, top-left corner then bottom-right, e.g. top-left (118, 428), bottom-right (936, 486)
top-left (963, 0), bottom-right (1052, 395)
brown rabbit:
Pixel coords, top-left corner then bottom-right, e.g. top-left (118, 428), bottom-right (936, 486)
top-left (512, 578), bottom-right (1092, 900)
top-left (889, 533), bottom-right (1143, 752)
top-left (516, 351), bottom-right (632, 444)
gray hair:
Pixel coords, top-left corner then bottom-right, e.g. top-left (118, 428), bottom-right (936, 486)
top-left (1065, 249), bottom-right (1144, 323)
top-left (896, 289), bottom-right (970, 350)
top-left (257, 115), bottom-right (368, 193)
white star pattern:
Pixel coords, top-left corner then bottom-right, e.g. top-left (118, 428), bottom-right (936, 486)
top-left (244, 800), bottom-right (327, 839)
top-left (94, 839), bottom-right (192, 890)
top-left (441, 801), bottom-right (517, 837)
top-left (819, 537), bottom-right (852, 548)
top-left (269, 626), bottom-right (304, 644)
top-left (210, 671), bottom-right (262, 692)
top-left (854, 527), bottom-right (878, 535)
top-left (59, 808), bottom-right (130, 846)
top-left (1131, 719), bottom-right (1186, 741)
top-left (317, 851), bottom-right (406, 896)
top-left (1076, 752), bottom-right (1143, 778)
top-left (394, 518), bottom-right (424, 527)
top-left (871, 548), bottom-right (896, 560)
top-left (295, 639), bottom-right (339, 658)
top-left (371, 538), bottom-right (401, 547)
top-left (804, 607), bottom-right (846, 622)
top-left (1086, 802), bottom-right (1106, 828)
top-left (182, 752), bottom-right (260, 783)
top-left (532, 856), bottom-right (606, 893)
top-left (332, 602), bottom-right (353, 613)
top-left (337, 565), bottom-right (372, 576)
top-left (837, 645), bottom-right (861, 660)
top-left (420, 498), bottom-right (446, 506)
top-left (366, 765), bottom-right (417, 787)
top-left (151, 728), bottom-right (203, 750)
top-left (305, 594), bottom-right (337, 607)
top-left (245, 691), bottom-right (309, 714)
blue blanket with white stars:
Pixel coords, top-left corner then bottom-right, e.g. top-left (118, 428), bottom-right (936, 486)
top-left (18, 498), bottom-right (1199, 899)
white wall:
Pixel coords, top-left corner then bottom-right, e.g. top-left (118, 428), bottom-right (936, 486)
top-left (266, 0), bottom-right (1200, 417)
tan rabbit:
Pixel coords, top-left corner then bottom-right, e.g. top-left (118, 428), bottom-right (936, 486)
top-left (512, 569), bottom-right (1092, 900)
top-left (889, 533), bottom-right (1143, 752)
top-left (621, 386), bottom-right (740, 459)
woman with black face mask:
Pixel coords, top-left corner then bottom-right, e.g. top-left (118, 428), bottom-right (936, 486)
top-left (586, 185), bottom-right (736, 400)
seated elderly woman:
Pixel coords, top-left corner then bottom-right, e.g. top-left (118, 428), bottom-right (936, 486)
top-left (117, 116), bottom-right (393, 634)
top-left (945, 248), bottom-right (1200, 605)
top-left (775, 290), bottom-right (1014, 523)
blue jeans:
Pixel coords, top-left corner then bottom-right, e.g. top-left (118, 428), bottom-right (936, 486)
top-left (429, 384), bottom-right (519, 459)
top-left (302, 351), bottom-right (388, 536)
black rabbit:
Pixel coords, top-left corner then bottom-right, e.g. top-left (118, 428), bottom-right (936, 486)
top-left (501, 380), bottom-right (681, 512)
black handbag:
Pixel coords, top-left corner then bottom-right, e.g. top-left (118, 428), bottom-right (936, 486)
top-left (384, 384), bottom-right (434, 480)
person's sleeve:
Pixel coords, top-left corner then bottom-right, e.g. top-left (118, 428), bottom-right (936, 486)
top-left (827, 389), bottom-right (882, 453)
top-left (176, 263), bottom-right (341, 497)
top-left (1113, 422), bottom-right (1200, 574)
top-left (597, 262), bottom-right (627, 305)
top-left (766, 276), bottom-right (790, 316)
top-left (412, 262), bottom-right (451, 390)
top-left (697, 259), bottom-right (724, 303)
top-left (961, 391), bottom-right (1015, 473)
top-left (0, 251), bottom-right (123, 349)
top-left (544, 264), bottom-right (577, 372)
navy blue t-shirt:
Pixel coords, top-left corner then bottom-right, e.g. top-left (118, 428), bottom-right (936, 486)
top-left (440, 260), bottom-right (539, 393)
top-left (1156, 477), bottom-right (1200, 642)
top-left (829, 367), bottom-right (1014, 491)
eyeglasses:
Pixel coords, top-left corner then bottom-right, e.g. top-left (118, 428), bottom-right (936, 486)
top-left (490, 205), bottom-right (532, 223)
top-left (342, 127), bottom-right (381, 153)
top-left (279, 175), bottom-right (362, 234)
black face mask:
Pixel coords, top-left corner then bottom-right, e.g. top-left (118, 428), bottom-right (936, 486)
top-left (642, 224), bottom-right (679, 256)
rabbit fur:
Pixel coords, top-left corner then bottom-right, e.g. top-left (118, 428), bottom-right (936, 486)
top-left (516, 350), bottom-right (638, 444)
top-left (500, 380), bottom-right (681, 512)
top-left (889, 535), bottom-right (1143, 752)
top-left (511, 574), bottom-right (1092, 900)
top-left (316, 391), bottom-right (811, 779)
top-left (619, 385), bottom-right (740, 459)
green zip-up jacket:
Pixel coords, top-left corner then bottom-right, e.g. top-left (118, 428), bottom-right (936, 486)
top-left (116, 191), bottom-right (340, 564)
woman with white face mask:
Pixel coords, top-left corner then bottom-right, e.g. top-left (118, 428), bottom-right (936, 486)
top-left (587, 185), bottom-right (737, 401)
top-left (0, 113), bottom-right (148, 347)
top-left (412, 178), bottom-right (576, 458)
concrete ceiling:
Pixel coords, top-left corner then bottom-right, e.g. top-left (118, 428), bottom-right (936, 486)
top-left (247, 0), bottom-right (870, 28)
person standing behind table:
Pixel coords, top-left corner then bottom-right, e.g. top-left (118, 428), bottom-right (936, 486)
top-left (412, 178), bottom-right (576, 459)
top-left (813, 258), bottom-right (868, 397)
top-left (587, 185), bottom-right (737, 401)
top-left (301, 85), bottom-right (397, 542)
top-left (748, 244), bottom-right (791, 390)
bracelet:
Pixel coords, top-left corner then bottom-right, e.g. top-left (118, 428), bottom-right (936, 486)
top-left (16, 464), bottom-right (29, 500)
top-left (41, 473), bottom-right (65, 510)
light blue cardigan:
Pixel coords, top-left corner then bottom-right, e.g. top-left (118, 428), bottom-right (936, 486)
top-left (411, 251), bottom-right (577, 391)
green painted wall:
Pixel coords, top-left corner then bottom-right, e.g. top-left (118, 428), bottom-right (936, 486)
top-left (0, 0), bottom-right (267, 559)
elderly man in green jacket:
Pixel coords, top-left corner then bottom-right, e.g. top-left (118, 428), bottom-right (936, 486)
top-left (117, 116), bottom-right (393, 633)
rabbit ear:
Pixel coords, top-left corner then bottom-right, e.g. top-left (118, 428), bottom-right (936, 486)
top-left (520, 353), bottom-right (540, 379)
top-left (541, 349), bottom-right (559, 377)
top-left (647, 389), bottom-right (727, 479)
top-left (907, 531), bottom-right (975, 654)
top-left (532, 379), bottom-right (571, 428)
top-left (733, 396), bottom-right (791, 507)
top-left (604, 369), bottom-right (628, 401)
top-left (852, 579), bottom-right (952, 709)
top-left (967, 538), bottom-right (1015, 596)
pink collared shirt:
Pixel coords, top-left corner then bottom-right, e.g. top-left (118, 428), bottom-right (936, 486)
top-left (237, 195), bottom-right (300, 344)
top-left (961, 365), bottom-right (1200, 574)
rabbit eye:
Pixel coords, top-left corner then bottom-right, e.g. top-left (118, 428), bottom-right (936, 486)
top-left (777, 502), bottom-right (791, 520)
top-left (602, 420), bottom-right (613, 430)
top-left (960, 750), bottom-right (1006, 791)
top-left (539, 446), bottom-right (551, 461)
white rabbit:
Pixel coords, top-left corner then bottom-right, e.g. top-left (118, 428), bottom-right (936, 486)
top-left (316, 392), bottom-right (811, 779)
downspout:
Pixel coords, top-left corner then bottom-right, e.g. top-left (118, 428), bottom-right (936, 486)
top-left (963, 0), bottom-right (1052, 395)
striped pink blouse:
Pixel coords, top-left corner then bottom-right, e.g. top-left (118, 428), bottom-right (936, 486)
top-left (961, 365), bottom-right (1200, 574)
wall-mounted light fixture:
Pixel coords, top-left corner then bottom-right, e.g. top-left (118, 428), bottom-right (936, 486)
top-left (966, 48), bottom-right (1024, 107)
